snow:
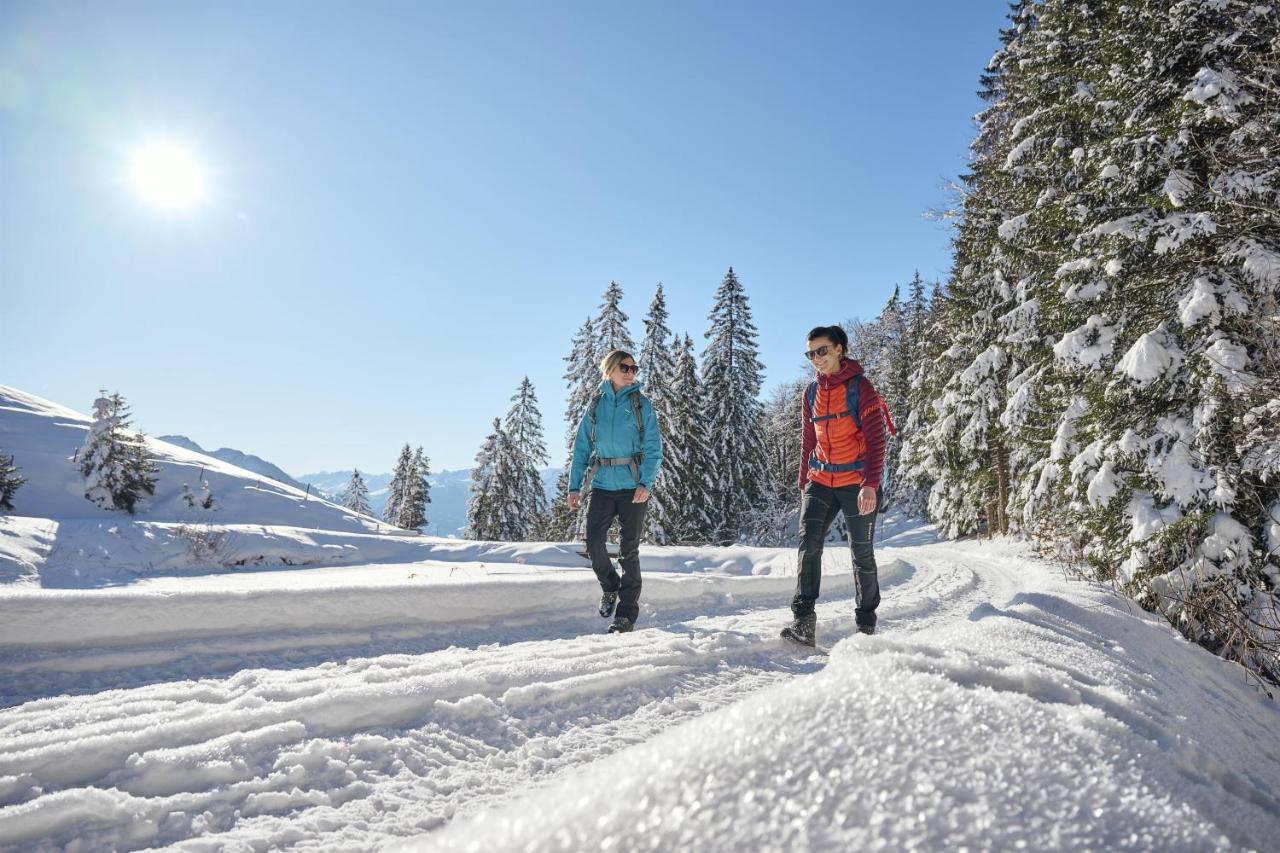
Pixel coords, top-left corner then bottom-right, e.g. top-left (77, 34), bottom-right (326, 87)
top-left (1184, 66), bottom-right (1250, 107)
top-left (1154, 213), bottom-right (1217, 255)
top-left (1227, 238), bottom-right (1280, 288)
top-left (1114, 326), bottom-right (1184, 387)
top-left (1267, 501), bottom-right (1280, 559)
top-left (1098, 163), bottom-right (1121, 180)
top-left (997, 212), bottom-right (1029, 241)
top-left (1005, 134), bottom-right (1037, 169)
top-left (1179, 276), bottom-right (1221, 327)
top-left (3, 387), bottom-right (1280, 850)
top-left (1204, 336), bottom-right (1253, 393)
top-left (3, 534), bottom-right (1279, 852)
top-left (1064, 277), bottom-right (1108, 302)
top-left (1053, 315), bottom-right (1118, 369)
top-left (1054, 257), bottom-right (1096, 278)
top-left (1127, 491), bottom-right (1183, 544)
top-left (1087, 459), bottom-right (1121, 507)
top-left (1163, 169), bottom-right (1195, 207)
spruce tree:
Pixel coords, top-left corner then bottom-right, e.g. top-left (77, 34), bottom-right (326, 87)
top-left (504, 377), bottom-right (549, 539)
top-left (0, 453), bottom-right (25, 512)
top-left (750, 379), bottom-right (809, 545)
top-left (467, 420), bottom-right (522, 540)
top-left (395, 447), bottom-right (431, 530)
top-left (76, 391), bottom-right (158, 514)
top-left (383, 444), bottom-right (413, 527)
top-left (656, 334), bottom-right (714, 543)
top-left (639, 284), bottom-right (677, 543)
top-left (593, 280), bottom-right (635, 356)
top-left (701, 269), bottom-right (770, 544)
top-left (638, 283), bottom-right (676, 403)
top-left (341, 469), bottom-right (373, 517)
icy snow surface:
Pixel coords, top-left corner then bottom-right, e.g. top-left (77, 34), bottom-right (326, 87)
top-left (2, 531), bottom-right (1279, 851)
top-left (3, 387), bottom-right (1279, 851)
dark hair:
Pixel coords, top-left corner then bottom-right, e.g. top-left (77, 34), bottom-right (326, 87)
top-left (807, 325), bottom-right (848, 352)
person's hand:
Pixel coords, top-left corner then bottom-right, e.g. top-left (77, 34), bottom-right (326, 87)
top-left (568, 493), bottom-right (580, 511)
top-left (858, 485), bottom-right (877, 516)
top-left (633, 486), bottom-right (651, 503)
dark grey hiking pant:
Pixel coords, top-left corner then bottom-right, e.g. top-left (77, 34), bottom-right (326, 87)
top-left (792, 481), bottom-right (880, 628)
top-left (585, 488), bottom-right (648, 622)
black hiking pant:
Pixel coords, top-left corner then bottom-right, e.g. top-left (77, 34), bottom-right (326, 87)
top-left (793, 481), bottom-right (880, 628)
top-left (585, 488), bottom-right (648, 622)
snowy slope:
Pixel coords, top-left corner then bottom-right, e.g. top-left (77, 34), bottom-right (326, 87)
top-left (1, 530), bottom-right (1277, 851)
top-left (0, 385), bottom-right (396, 585)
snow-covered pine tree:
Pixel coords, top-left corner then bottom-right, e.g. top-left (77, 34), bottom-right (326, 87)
top-left (545, 317), bottom-right (600, 541)
top-left (638, 284), bottom-right (677, 543)
top-left (593, 280), bottom-right (635, 356)
top-left (341, 469), bottom-right (373, 516)
top-left (1028, 0), bottom-right (1280, 680)
top-left (638, 283), bottom-right (676, 404)
top-left (0, 452), bottom-right (26, 512)
top-left (655, 334), bottom-right (714, 544)
top-left (76, 391), bottom-right (158, 514)
top-left (701, 268), bottom-right (770, 545)
top-left (467, 421), bottom-right (502, 540)
top-left (398, 447), bottom-right (431, 530)
top-left (750, 378), bottom-right (809, 546)
top-left (905, 0), bottom-right (1050, 538)
top-left (890, 273), bottom-right (934, 515)
top-left (504, 377), bottom-right (549, 539)
top-left (383, 444), bottom-right (413, 527)
top-left (562, 317), bottom-right (598, 449)
top-left (467, 420), bottom-right (522, 540)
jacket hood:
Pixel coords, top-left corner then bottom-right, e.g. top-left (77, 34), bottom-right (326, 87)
top-left (816, 357), bottom-right (863, 388)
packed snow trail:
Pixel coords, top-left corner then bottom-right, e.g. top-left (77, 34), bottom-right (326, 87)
top-left (2, 536), bottom-right (1278, 851)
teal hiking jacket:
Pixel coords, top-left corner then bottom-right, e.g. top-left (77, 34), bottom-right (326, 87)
top-left (569, 380), bottom-right (664, 492)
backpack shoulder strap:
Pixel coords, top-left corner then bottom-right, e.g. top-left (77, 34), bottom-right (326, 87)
top-left (805, 381), bottom-right (819, 420)
top-left (631, 392), bottom-right (645, 441)
top-left (845, 376), bottom-right (863, 430)
top-left (587, 390), bottom-right (604, 448)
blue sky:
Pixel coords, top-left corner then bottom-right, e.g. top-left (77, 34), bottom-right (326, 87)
top-left (2, 0), bottom-right (1010, 475)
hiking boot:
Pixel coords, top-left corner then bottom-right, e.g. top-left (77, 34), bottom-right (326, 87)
top-left (599, 591), bottom-right (618, 618)
top-left (607, 616), bottom-right (634, 634)
top-left (780, 613), bottom-right (817, 647)
top-left (857, 623), bottom-right (876, 636)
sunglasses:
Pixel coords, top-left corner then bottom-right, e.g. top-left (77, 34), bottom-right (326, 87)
top-left (617, 363), bottom-right (639, 374)
top-left (804, 345), bottom-right (833, 361)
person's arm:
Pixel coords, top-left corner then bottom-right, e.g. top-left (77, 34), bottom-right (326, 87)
top-left (568, 407), bottom-right (592, 493)
top-left (798, 389), bottom-right (816, 491)
top-left (858, 378), bottom-right (887, 489)
top-left (638, 397), bottom-right (663, 488)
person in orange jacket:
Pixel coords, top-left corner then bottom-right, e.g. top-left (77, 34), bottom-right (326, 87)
top-left (782, 325), bottom-right (890, 647)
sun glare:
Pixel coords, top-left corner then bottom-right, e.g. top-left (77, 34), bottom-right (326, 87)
top-left (129, 142), bottom-right (206, 210)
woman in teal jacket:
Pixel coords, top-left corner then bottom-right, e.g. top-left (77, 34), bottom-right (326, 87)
top-left (568, 349), bottom-right (664, 633)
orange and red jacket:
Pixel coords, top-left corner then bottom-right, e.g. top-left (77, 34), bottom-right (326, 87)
top-left (799, 358), bottom-right (888, 491)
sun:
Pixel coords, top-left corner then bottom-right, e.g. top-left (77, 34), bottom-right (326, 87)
top-left (128, 142), bottom-right (206, 210)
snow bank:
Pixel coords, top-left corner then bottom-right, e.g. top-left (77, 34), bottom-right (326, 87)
top-left (416, 551), bottom-right (1280, 853)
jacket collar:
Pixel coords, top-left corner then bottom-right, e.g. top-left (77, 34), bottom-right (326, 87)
top-left (816, 357), bottom-right (863, 389)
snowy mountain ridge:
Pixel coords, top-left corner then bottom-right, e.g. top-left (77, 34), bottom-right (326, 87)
top-left (157, 434), bottom-right (312, 494)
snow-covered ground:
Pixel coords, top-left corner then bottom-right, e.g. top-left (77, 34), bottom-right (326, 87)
top-left (2, 385), bottom-right (1279, 850)
top-left (2, 526), bottom-right (1278, 851)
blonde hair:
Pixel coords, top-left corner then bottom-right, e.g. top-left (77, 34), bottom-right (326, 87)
top-left (600, 349), bottom-right (635, 378)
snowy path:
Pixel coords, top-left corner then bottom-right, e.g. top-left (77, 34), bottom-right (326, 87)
top-left (2, 537), bottom-right (1278, 851)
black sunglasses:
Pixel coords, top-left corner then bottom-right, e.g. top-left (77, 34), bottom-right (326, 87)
top-left (804, 345), bottom-right (832, 361)
top-left (618, 363), bottom-right (639, 374)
